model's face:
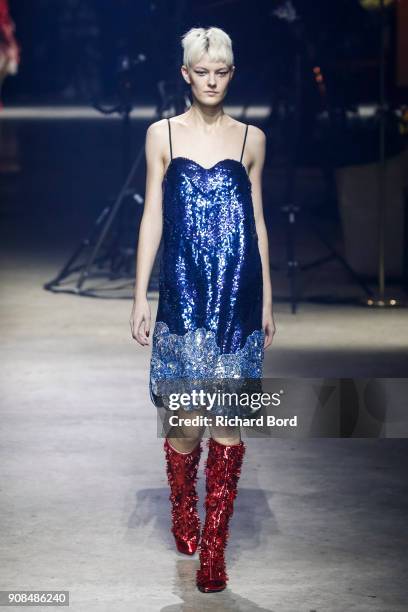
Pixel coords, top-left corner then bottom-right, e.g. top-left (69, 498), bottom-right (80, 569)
top-left (181, 53), bottom-right (234, 105)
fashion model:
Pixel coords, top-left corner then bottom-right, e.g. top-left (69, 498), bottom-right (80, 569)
top-left (130, 26), bottom-right (276, 593)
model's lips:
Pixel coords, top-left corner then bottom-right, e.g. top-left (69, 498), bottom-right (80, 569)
top-left (205, 91), bottom-right (218, 94)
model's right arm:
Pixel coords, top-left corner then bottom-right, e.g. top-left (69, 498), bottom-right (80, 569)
top-left (130, 121), bottom-right (165, 346)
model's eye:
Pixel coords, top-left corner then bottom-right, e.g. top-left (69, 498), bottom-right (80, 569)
top-left (196, 72), bottom-right (206, 76)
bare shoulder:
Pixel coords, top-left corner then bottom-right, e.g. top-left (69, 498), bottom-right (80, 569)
top-left (243, 124), bottom-right (266, 171)
top-left (247, 124), bottom-right (266, 145)
top-left (145, 115), bottom-right (184, 146)
top-left (144, 118), bottom-right (170, 167)
top-left (231, 117), bottom-right (265, 137)
top-left (152, 112), bottom-right (187, 129)
top-left (146, 117), bottom-right (169, 139)
top-left (233, 118), bottom-right (265, 150)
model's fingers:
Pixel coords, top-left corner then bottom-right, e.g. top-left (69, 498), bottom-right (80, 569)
top-left (130, 316), bottom-right (139, 340)
top-left (137, 321), bottom-right (147, 344)
top-left (134, 316), bottom-right (144, 343)
top-left (264, 327), bottom-right (269, 348)
top-left (145, 317), bottom-right (151, 339)
top-left (264, 325), bottom-right (273, 349)
top-left (139, 317), bottom-right (150, 345)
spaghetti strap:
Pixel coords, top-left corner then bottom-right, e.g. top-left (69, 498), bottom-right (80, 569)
top-left (240, 124), bottom-right (248, 163)
top-left (167, 118), bottom-right (173, 161)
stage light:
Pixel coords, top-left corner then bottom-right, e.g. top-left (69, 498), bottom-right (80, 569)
top-left (359, 0), bottom-right (394, 10)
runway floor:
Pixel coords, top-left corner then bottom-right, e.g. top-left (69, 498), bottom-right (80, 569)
top-left (1, 248), bottom-right (407, 611)
top-left (1, 118), bottom-right (407, 611)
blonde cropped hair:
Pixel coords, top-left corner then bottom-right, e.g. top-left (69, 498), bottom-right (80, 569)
top-left (181, 27), bottom-right (234, 69)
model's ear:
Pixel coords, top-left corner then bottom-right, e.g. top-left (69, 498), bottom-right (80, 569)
top-left (181, 64), bottom-right (191, 85)
top-left (230, 65), bottom-right (235, 80)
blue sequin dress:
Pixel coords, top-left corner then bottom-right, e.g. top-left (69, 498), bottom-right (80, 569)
top-left (149, 118), bottom-right (265, 416)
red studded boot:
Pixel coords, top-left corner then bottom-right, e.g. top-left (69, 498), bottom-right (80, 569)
top-left (196, 437), bottom-right (246, 593)
top-left (163, 437), bottom-right (202, 555)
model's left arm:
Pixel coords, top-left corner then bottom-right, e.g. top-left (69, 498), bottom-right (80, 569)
top-left (248, 126), bottom-right (276, 349)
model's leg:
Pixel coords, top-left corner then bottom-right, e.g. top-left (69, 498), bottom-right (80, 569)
top-left (163, 406), bottom-right (207, 555)
top-left (196, 423), bottom-right (246, 592)
top-left (208, 422), bottom-right (241, 445)
top-left (166, 405), bottom-right (206, 452)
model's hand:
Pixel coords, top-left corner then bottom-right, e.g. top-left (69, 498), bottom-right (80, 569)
top-left (262, 305), bottom-right (276, 349)
top-left (130, 297), bottom-right (151, 346)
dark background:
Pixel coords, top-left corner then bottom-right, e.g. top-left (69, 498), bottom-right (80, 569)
top-left (1, 0), bottom-right (407, 298)
top-left (3, 0), bottom-right (404, 106)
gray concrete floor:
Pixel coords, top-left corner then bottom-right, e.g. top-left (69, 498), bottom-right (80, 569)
top-left (1, 249), bottom-right (407, 612)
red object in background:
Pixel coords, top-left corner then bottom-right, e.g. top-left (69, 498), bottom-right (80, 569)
top-left (0, 0), bottom-right (20, 77)
top-left (0, 0), bottom-right (20, 108)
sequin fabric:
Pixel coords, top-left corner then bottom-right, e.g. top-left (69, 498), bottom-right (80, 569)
top-left (163, 438), bottom-right (202, 555)
top-left (196, 438), bottom-right (246, 592)
top-left (149, 153), bottom-right (265, 416)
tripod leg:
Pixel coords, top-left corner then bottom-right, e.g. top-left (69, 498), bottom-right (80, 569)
top-left (44, 205), bottom-right (112, 290)
top-left (76, 148), bottom-right (144, 291)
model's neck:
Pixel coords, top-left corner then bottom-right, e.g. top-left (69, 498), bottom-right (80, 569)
top-left (186, 103), bottom-right (226, 128)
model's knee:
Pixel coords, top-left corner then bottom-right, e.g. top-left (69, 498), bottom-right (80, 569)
top-left (210, 434), bottom-right (241, 446)
top-left (167, 436), bottom-right (201, 453)
top-left (209, 424), bottom-right (241, 446)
